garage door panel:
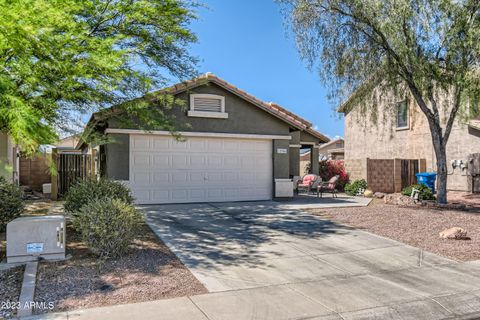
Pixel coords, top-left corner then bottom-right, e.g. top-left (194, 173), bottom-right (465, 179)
top-left (172, 155), bottom-right (188, 168)
top-left (172, 140), bottom-right (188, 150)
top-left (206, 172), bottom-right (223, 182)
top-left (223, 156), bottom-right (239, 168)
top-left (131, 136), bottom-right (151, 150)
top-left (172, 172), bottom-right (188, 182)
top-left (132, 172), bottom-right (151, 185)
top-left (189, 155), bottom-right (207, 169)
top-left (151, 190), bottom-right (170, 202)
top-left (207, 156), bottom-right (223, 167)
top-left (153, 173), bottom-right (170, 184)
top-left (132, 154), bottom-right (151, 166)
top-left (190, 189), bottom-right (206, 200)
top-left (206, 139), bottom-right (223, 150)
top-left (129, 135), bottom-right (272, 204)
top-left (153, 155), bottom-right (170, 167)
top-left (190, 139), bottom-right (206, 151)
top-left (152, 138), bottom-right (169, 149)
top-left (189, 172), bottom-right (205, 182)
top-left (133, 189), bottom-right (151, 201)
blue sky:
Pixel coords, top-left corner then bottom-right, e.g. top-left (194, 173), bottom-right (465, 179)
top-left (189, 0), bottom-right (344, 138)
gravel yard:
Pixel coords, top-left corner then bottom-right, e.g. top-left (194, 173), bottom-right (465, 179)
top-left (309, 199), bottom-right (480, 261)
top-left (0, 265), bottom-right (24, 319)
top-left (34, 222), bottom-right (207, 314)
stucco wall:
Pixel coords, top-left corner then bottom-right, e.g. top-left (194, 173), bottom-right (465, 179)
top-left (344, 95), bottom-right (480, 191)
top-left (105, 133), bottom-right (129, 180)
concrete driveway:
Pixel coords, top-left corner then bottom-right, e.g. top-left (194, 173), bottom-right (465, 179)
top-left (142, 201), bottom-right (480, 320)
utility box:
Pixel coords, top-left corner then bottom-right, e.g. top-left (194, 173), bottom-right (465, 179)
top-left (275, 179), bottom-right (294, 198)
top-left (7, 215), bottom-right (66, 263)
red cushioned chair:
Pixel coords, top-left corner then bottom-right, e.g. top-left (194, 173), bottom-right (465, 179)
top-left (297, 174), bottom-right (319, 194)
top-left (318, 175), bottom-right (339, 198)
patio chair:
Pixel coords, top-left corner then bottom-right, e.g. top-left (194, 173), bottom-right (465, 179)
top-left (297, 174), bottom-right (319, 194)
top-left (317, 175), bottom-right (339, 198)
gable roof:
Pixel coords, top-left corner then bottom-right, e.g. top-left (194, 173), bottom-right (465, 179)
top-left (164, 73), bottom-right (328, 141)
top-left (81, 73), bottom-right (329, 146)
top-left (318, 138), bottom-right (344, 149)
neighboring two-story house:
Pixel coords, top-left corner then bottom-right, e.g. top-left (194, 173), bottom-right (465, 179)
top-left (339, 91), bottom-right (480, 193)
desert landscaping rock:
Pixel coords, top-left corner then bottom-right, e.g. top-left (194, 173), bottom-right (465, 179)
top-left (439, 227), bottom-right (468, 240)
top-left (374, 192), bottom-right (385, 199)
top-left (310, 199), bottom-right (480, 261)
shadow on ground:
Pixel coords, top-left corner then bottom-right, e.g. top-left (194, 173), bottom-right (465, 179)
top-left (141, 202), bottom-right (352, 270)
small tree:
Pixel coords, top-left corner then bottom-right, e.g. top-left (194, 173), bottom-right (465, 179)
top-left (281, 0), bottom-right (479, 203)
top-left (0, 0), bottom-right (198, 155)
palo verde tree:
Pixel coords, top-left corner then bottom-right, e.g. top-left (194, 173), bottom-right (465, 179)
top-left (280, 0), bottom-right (479, 203)
top-left (0, 0), bottom-right (198, 155)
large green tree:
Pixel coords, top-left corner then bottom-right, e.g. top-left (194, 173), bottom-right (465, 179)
top-left (281, 0), bottom-right (479, 203)
top-left (0, 0), bottom-right (198, 154)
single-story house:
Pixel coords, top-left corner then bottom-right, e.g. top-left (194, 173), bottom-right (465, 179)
top-left (80, 73), bottom-right (329, 204)
top-left (339, 87), bottom-right (480, 193)
top-left (318, 138), bottom-right (344, 160)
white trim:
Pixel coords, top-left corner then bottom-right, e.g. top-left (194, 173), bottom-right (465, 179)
top-left (300, 141), bottom-right (316, 145)
top-left (187, 110), bottom-right (229, 119)
top-left (275, 178), bottom-right (292, 182)
top-left (105, 128), bottom-right (292, 140)
top-left (289, 144), bottom-right (301, 148)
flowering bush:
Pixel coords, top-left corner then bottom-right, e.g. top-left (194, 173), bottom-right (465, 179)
top-left (318, 160), bottom-right (349, 190)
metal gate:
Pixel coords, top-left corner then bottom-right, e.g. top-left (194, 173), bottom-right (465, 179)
top-left (56, 153), bottom-right (92, 198)
top-left (400, 159), bottom-right (420, 190)
top-left (468, 153), bottom-right (480, 193)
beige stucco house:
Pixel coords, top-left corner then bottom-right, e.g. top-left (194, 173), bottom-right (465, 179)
top-left (339, 92), bottom-right (480, 193)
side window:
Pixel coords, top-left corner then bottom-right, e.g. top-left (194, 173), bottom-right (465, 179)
top-left (396, 100), bottom-right (409, 129)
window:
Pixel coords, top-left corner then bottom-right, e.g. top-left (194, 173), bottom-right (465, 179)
top-left (188, 94), bottom-right (228, 119)
top-left (396, 100), bottom-right (409, 129)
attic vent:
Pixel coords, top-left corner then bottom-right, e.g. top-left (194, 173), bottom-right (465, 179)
top-left (188, 94), bottom-right (228, 119)
top-left (193, 96), bottom-right (222, 112)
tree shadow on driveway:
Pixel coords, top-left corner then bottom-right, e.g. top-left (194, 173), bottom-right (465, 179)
top-left (140, 202), bottom-right (352, 270)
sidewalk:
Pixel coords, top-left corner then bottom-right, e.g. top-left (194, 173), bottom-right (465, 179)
top-left (24, 261), bottom-right (480, 320)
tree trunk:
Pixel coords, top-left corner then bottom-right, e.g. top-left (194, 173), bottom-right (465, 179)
top-left (435, 148), bottom-right (448, 204)
top-left (431, 130), bottom-right (448, 204)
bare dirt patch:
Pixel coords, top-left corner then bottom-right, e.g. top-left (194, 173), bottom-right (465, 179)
top-left (34, 222), bottom-right (207, 314)
top-left (0, 265), bottom-right (24, 318)
top-left (309, 199), bottom-right (480, 261)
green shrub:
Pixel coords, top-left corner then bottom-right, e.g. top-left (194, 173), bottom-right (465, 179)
top-left (65, 179), bottom-right (133, 214)
top-left (401, 184), bottom-right (435, 200)
top-left (0, 177), bottom-right (24, 231)
top-left (73, 198), bottom-right (143, 258)
top-left (344, 179), bottom-right (368, 196)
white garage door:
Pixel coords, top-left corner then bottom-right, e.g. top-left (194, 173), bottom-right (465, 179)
top-left (129, 134), bottom-right (273, 204)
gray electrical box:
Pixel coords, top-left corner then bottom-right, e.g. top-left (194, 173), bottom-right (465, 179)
top-left (7, 215), bottom-right (66, 263)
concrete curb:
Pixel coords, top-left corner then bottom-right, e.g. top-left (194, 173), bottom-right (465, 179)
top-left (17, 261), bottom-right (38, 318)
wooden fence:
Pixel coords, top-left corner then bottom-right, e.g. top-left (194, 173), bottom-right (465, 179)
top-left (19, 155), bottom-right (51, 191)
top-left (366, 158), bottom-right (426, 193)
